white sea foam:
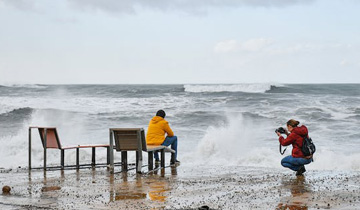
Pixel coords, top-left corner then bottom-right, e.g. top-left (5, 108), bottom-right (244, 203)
top-left (0, 96), bottom-right (147, 115)
top-left (184, 83), bottom-right (280, 93)
top-left (0, 93), bottom-right (193, 116)
top-left (310, 148), bottom-right (360, 171)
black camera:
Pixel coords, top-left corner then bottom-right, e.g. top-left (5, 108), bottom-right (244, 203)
top-left (275, 127), bottom-right (286, 134)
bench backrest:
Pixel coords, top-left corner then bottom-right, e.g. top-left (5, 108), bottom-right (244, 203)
top-left (112, 128), bottom-right (147, 151)
top-left (38, 127), bottom-right (62, 149)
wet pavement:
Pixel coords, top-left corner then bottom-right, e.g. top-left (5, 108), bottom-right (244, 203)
top-left (0, 165), bottom-right (360, 209)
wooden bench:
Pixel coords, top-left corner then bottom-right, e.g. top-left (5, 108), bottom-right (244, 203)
top-left (109, 128), bottom-right (175, 173)
top-left (28, 127), bottom-right (110, 170)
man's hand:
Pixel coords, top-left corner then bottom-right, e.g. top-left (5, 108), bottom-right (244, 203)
top-left (276, 131), bottom-right (282, 137)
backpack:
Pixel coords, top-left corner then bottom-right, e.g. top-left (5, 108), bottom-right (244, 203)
top-left (302, 136), bottom-right (316, 156)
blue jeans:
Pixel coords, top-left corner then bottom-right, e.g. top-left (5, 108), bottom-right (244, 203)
top-left (154, 136), bottom-right (178, 160)
top-left (281, 155), bottom-right (312, 171)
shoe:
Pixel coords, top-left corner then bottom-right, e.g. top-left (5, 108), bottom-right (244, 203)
top-left (170, 160), bottom-right (180, 164)
top-left (296, 166), bottom-right (306, 176)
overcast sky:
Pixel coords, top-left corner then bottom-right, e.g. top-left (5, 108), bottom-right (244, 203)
top-left (0, 0), bottom-right (359, 84)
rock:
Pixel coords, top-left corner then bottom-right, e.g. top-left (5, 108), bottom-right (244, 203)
top-left (2, 185), bottom-right (11, 194)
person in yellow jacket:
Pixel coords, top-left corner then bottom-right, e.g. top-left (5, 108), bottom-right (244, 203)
top-left (146, 110), bottom-right (179, 164)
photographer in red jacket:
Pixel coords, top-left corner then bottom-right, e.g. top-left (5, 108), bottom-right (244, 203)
top-left (276, 119), bottom-right (313, 176)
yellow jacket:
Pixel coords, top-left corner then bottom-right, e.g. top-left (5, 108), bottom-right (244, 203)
top-left (146, 116), bottom-right (174, 145)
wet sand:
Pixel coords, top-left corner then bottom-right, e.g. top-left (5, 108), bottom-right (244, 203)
top-left (0, 165), bottom-right (359, 209)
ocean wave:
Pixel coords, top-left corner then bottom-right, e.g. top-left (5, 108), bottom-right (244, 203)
top-left (0, 108), bottom-right (34, 139)
top-left (183, 84), bottom-right (281, 93)
top-left (0, 107), bottom-right (34, 128)
top-left (0, 107), bottom-right (34, 118)
top-left (0, 83), bottom-right (47, 89)
top-left (354, 108), bottom-right (360, 114)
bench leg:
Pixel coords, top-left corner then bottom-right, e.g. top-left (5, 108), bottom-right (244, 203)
top-left (106, 147), bottom-right (110, 165)
top-left (76, 148), bottom-right (80, 169)
top-left (160, 149), bottom-right (165, 168)
top-left (29, 128), bottom-right (31, 170)
top-left (136, 151), bottom-right (140, 173)
top-left (44, 147), bottom-right (47, 171)
top-left (109, 129), bottom-right (114, 173)
top-left (61, 149), bottom-right (65, 169)
top-left (121, 151), bottom-right (128, 171)
top-left (171, 152), bottom-right (176, 164)
top-left (43, 129), bottom-right (47, 171)
top-left (148, 152), bottom-right (154, 171)
top-left (92, 147), bottom-right (96, 166)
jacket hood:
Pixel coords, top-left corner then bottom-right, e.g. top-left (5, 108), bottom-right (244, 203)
top-left (292, 125), bottom-right (308, 137)
top-left (151, 116), bottom-right (165, 124)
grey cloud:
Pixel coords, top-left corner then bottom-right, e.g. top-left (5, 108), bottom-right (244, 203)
top-left (68, 0), bottom-right (137, 14)
top-left (1, 0), bottom-right (316, 14)
top-left (0, 0), bottom-right (36, 10)
top-left (68, 0), bottom-right (316, 15)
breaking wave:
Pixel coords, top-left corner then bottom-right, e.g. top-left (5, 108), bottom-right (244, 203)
top-left (0, 107), bottom-right (34, 119)
top-left (0, 83), bottom-right (47, 89)
top-left (184, 84), bottom-right (281, 93)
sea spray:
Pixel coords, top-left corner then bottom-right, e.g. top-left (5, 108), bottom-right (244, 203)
top-left (196, 113), bottom-right (256, 158)
top-left (189, 113), bottom-right (280, 168)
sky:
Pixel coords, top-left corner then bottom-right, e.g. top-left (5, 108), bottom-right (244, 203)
top-left (0, 0), bottom-right (359, 84)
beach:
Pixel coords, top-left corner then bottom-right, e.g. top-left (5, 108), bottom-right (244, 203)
top-left (1, 164), bottom-right (359, 209)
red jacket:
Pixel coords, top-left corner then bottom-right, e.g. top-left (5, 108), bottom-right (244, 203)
top-left (279, 125), bottom-right (308, 158)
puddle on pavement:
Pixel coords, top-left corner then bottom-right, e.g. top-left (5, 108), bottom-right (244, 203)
top-left (148, 182), bottom-right (168, 202)
top-left (112, 178), bottom-right (170, 202)
top-left (115, 192), bottom-right (147, 200)
top-left (276, 176), bottom-right (312, 210)
top-left (110, 166), bottom-right (176, 202)
top-left (41, 186), bottom-right (61, 192)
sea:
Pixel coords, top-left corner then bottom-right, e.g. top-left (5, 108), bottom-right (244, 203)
top-left (0, 83), bottom-right (359, 171)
